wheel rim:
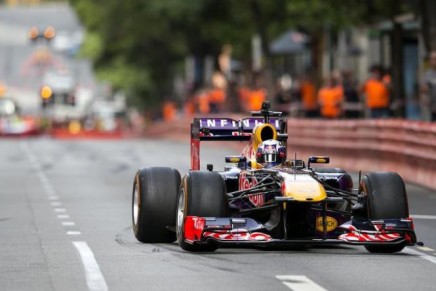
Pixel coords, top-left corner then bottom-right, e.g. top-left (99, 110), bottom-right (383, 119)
top-left (176, 188), bottom-right (185, 238)
top-left (133, 178), bottom-right (140, 227)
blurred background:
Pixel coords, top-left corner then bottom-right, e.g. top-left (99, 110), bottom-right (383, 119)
top-left (1, 0), bottom-right (436, 136)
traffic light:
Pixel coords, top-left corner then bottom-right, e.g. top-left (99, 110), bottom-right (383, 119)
top-left (43, 26), bottom-right (56, 40)
top-left (28, 25), bottom-right (56, 42)
top-left (28, 26), bottom-right (39, 42)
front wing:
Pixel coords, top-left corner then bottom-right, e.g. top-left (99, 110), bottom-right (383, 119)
top-left (183, 216), bottom-right (416, 248)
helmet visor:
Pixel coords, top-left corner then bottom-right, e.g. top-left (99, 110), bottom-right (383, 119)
top-left (264, 153), bottom-right (277, 163)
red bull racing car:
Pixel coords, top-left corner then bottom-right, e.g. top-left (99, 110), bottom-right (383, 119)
top-left (132, 102), bottom-right (418, 253)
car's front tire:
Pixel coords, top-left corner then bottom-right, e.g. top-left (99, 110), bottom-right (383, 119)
top-left (132, 167), bottom-right (180, 243)
top-left (359, 172), bottom-right (409, 253)
top-left (177, 171), bottom-right (228, 252)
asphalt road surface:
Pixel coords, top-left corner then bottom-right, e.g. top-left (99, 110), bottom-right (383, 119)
top-left (1, 137), bottom-right (436, 291)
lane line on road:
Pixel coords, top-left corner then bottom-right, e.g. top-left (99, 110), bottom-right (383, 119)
top-left (22, 141), bottom-right (108, 291)
top-left (73, 241), bottom-right (108, 291)
top-left (276, 275), bottom-right (327, 291)
top-left (405, 248), bottom-right (436, 265)
top-left (418, 246), bottom-right (435, 252)
top-left (411, 214), bottom-right (436, 220)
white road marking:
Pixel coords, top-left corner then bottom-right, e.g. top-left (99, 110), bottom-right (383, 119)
top-left (411, 214), bottom-right (436, 220)
top-left (73, 241), bottom-right (108, 291)
top-left (276, 275), bottom-right (327, 291)
top-left (418, 246), bottom-right (435, 252)
top-left (22, 142), bottom-right (107, 291)
top-left (404, 248), bottom-right (436, 265)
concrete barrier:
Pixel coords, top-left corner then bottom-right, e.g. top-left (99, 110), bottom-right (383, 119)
top-left (145, 116), bottom-right (436, 190)
top-left (287, 119), bottom-right (436, 190)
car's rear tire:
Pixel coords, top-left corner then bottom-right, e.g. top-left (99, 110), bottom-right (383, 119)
top-left (359, 172), bottom-right (409, 253)
top-left (177, 171), bottom-right (228, 252)
top-left (132, 167), bottom-right (181, 243)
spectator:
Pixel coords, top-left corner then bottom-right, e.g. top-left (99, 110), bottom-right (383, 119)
top-left (420, 51), bottom-right (436, 121)
top-left (318, 74), bottom-right (344, 119)
top-left (209, 71), bottom-right (227, 113)
top-left (208, 88), bottom-right (226, 113)
top-left (162, 101), bottom-right (177, 121)
top-left (300, 74), bottom-right (318, 118)
top-left (196, 89), bottom-right (210, 114)
top-left (241, 73), bottom-right (266, 111)
top-left (361, 65), bottom-right (390, 118)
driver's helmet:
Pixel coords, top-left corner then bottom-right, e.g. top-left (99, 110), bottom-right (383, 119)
top-left (256, 139), bottom-right (286, 168)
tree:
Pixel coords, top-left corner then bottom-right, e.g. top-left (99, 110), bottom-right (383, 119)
top-left (71, 0), bottom-right (417, 114)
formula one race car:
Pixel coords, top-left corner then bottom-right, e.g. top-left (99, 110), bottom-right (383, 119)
top-left (132, 102), bottom-right (418, 253)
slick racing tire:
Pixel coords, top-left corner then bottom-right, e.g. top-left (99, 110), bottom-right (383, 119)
top-left (132, 167), bottom-right (181, 243)
top-left (359, 172), bottom-right (409, 253)
top-left (177, 171), bottom-right (228, 252)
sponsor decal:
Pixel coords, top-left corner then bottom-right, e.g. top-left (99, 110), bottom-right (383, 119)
top-left (198, 118), bottom-right (281, 130)
top-left (316, 216), bottom-right (338, 232)
top-left (239, 172), bottom-right (264, 206)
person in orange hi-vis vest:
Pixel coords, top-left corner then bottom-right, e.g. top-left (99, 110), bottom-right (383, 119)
top-left (184, 97), bottom-right (196, 117)
top-left (361, 65), bottom-right (390, 118)
top-left (318, 75), bottom-right (344, 119)
top-left (300, 75), bottom-right (318, 117)
top-left (248, 88), bottom-right (266, 111)
top-left (196, 89), bottom-right (210, 114)
top-left (208, 88), bottom-right (226, 113)
top-left (246, 73), bottom-right (267, 111)
top-left (162, 101), bottom-right (177, 121)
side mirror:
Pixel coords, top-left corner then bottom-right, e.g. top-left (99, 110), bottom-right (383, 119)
top-left (291, 159), bottom-right (305, 169)
top-left (308, 156), bottom-right (330, 168)
top-left (225, 156), bottom-right (247, 170)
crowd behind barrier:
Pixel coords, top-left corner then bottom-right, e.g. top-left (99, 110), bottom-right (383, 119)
top-left (160, 63), bottom-right (420, 122)
top-left (145, 115), bottom-right (436, 191)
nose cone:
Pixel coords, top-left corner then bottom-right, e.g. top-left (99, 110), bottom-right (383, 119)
top-left (281, 173), bottom-right (327, 202)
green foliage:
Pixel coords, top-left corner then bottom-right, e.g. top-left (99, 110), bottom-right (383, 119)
top-left (78, 32), bottom-right (103, 60)
top-left (70, 0), bottom-right (415, 110)
top-left (285, 0), bottom-right (365, 31)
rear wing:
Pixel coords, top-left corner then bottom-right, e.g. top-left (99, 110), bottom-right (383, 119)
top-left (190, 117), bottom-right (287, 170)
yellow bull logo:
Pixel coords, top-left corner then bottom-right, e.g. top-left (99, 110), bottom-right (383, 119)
top-left (316, 216), bottom-right (338, 232)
